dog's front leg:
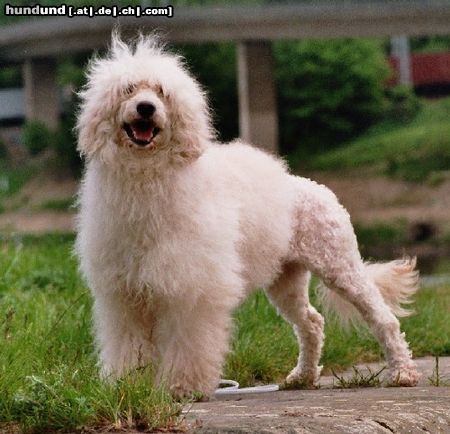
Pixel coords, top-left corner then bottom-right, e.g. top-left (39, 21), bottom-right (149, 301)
top-left (155, 295), bottom-right (237, 400)
top-left (93, 291), bottom-right (155, 380)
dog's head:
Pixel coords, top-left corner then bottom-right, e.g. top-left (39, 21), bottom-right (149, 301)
top-left (77, 33), bottom-right (214, 168)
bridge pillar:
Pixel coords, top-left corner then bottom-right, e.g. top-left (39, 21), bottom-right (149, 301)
top-left (23, 57), bottom-right (59, 130)
top-left (237, 40), bottom-right (278, 154)
top-left (391, 35), bottom-right (412, 86)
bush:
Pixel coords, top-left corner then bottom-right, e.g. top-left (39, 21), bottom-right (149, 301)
top-left (384, 85), bottom-right (421, 123)
top-left (355, 223), bottom-right (407, 247)
top-left (22, 113), bottom-right (82, 176)
top-left (411, 35), bottom-right (450, 53)
top-left (22, 120), bottom-right (53, 156)
top-left (54, 105), bottom-right (82, 177)
top-left (385, 142), bottom-right (450, 182)
top-left (274, 39), bottom-right (389, 158)
top-left (54, 56), bottom-right (87, 176)
top-left (310, 96), bottom-right (450, 182)
top-left (0, 65), bottom-right (21, 88)
top-left (178, 43), bottom-right (238, 142)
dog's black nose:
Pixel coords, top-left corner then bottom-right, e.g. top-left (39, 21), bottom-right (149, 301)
top-left (136, 102), bottom-right (156, 118)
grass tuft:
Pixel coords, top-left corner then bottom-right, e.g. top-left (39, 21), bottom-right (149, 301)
top-left (331, 365), bottom-right (385, 389)
top-left (428, 356), bottom-right (450, 387)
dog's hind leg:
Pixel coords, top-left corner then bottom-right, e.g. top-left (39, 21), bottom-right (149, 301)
top-left (266, 262), bottom-right (324, 388)
top-left (290, 179), bottom-right (420, 386)
top-left (317, 264), bottom-right (420, 386)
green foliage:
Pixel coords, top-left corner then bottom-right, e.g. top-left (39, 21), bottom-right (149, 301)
top-left (428, 356), bottom-right (450, 387)
top-left (54, 56), bottom-right (88, 176)
top-left (0, 235), bottom-right (181, 433)
top-left (57, 56), bottom-right (89, 89)
top-left (178, 42), bottom-right (238, 142)
top-left (411, 35), bottom-right (450, 53)
top-left (0, 162), bottom-right (36, 200)
top-left (355, 223), bottom-right (407, 248)
top-left (274, 39), bottom-right (389, 157)
top-left (402, 286), bottom-right (450, 356)
top-left (0, 65), bottom-right (21, 89)
top-left (331, 365), bottom-right (385, 389)
top-left (384, 85), bottom-right (421, 123)
top-left (6, 367), bottom-right (179, 433)
top-left (54, 108), bottom-right (82, 176)
top-left (311, 97), bottom-right (450, 182)
top-left (225, 283), bottom-right (450, 386)
top-left (22, 120), bottom-right (53, 156)
top-left (37, 197), bottom-right (74, 212)
top-left (225, 291), bottom-right (297, 387)
top-left (54, 56), bottom-right (87, 176)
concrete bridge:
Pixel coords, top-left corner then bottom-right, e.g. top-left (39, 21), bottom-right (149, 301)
top-left (1, 1), bottom-right (450, 152)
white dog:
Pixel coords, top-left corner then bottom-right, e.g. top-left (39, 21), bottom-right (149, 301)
top-left (76, 34), bottom-right (420, 398)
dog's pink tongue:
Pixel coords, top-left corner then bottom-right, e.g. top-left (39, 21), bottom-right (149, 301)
top-left (132, 124), bottom-right (153, 142)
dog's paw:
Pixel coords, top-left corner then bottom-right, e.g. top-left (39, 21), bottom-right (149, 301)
top-left (281, 366), bottom-right (322, 390)
top-left (169, 383), bottom-right (210, 402)
top-left (280, 378), bottom-right (318, 390)
top-left (386, 364), bottom-right (421, 387)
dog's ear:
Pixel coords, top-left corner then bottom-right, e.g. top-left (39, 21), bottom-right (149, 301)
top-left (170, 109), bottom-right (207, 162)
top-left (76, 99), bottom-right (115, 160)
top-left (168, 87), bottom-right (215, 163)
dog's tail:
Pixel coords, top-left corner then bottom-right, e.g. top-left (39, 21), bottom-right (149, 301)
top-left (317, 257), bottom-right (419, 326)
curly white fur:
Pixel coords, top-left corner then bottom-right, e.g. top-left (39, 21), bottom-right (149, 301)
top-left (76, 34), bottom-right (420, 398)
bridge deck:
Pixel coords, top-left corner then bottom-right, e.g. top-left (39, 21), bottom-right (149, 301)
top-left (1, 1), bottom-right (450, 61)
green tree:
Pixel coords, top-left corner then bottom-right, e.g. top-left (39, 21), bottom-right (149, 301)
top-left (23, 120), bottom-right (53, 156)
top-left (178, 42), bottom-right (239, 142)
top-left (274, 39), bottom-right (389, 157)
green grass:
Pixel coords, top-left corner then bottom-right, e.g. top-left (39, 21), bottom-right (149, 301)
top-left (355, 222), bottom-right (408, 247)
top-left (331, 365), bottom-right (385, 389)
top-left (225, 282), bottom-right (450, 387)
top-left (226, 289), bottom-right (381, 387)
top-left (36, 198), bottom-right (75, 212)
top-left (310, 97), bottom-right (450, 181)
top-left (1, 234), bottom-right (449, 431)
top-left (428, 356), bottom-right (450, 387)
top-left (0, 234), bottom-right (181, 433)
top-left (0, 163), bottom-right (37, 199)
top-left (0, 162), bottom-right (38, 213)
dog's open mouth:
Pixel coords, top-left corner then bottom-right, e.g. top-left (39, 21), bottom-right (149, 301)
top-left (123, 119), bottom-right (160, 147)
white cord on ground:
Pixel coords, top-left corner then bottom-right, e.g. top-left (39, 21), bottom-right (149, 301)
top-left (215, 379), bottom-right (280, 396)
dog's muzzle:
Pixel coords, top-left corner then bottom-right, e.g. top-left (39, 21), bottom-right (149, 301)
top-left (123, 101), bottom-right (161, 147)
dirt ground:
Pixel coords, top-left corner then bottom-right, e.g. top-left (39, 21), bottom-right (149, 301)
top-left (311, 171), bottom-right (450, 226)
top-left (0, 172), bottom-right (449, 233)
top-left (0, 175), bottom-right (78, 233)
top-left (89, 358), bottom-right (450, 433)
top-left (185, 357), bottom-right (450, 434)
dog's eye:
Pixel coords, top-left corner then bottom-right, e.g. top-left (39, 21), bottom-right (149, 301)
top-left (125, 84), bottom-right (136, 95)
top-left (156, 85), bottom-right (165, 98)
